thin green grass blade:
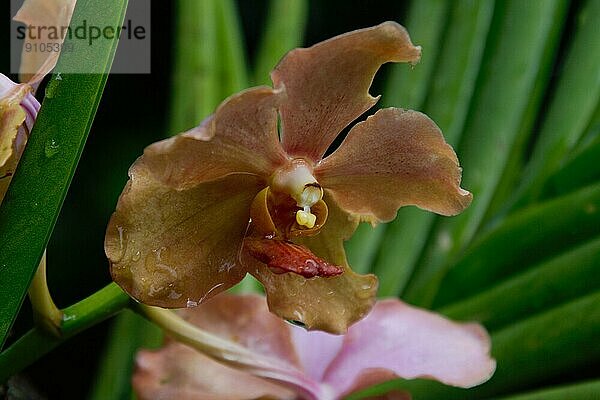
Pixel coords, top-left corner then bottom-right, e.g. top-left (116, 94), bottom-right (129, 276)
top-left (371, 0), bottom-right (495, 296)
top-left (403, 0), bottom-right (570, 307)
top-left (492, 379), bottom-right (600, 400)
top-left (435, 182), bottom-right (600, 306)
top-left (87, 310), bottom-right (162, 400)
top-left (440, 235), bottom-right (600, 330)
top-left (501, 0), bottom-right (600, 211)
top-left (0, 0), bottom-right (128, 350)
top-left (543, 103), bottom-right (600, 197)
top-left (382, 0), bottom-right (450, 109)
top-left (347, 0), bottom-right (450, 282)
top-left (345, 223), bottom-right (387, 275)
top-left (252, 0), bottom-right (308, 86)
top-left (348, 291), bottom-right (600, 399)
top-left (216, 0), bottom-right (249, 96)
top-left (169, 0), bottom-right (218, 134)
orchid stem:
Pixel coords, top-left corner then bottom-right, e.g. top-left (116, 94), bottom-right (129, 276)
top-left (27, 250), bottom-right (62, 337)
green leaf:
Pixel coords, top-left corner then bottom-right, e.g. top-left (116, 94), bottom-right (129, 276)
top-left (345, 223), bottom-right (386, 275)
top-left (402, 0), bottom-right (570, 307)
top-left (252, 0), bottom-right (308, 86)
top-left (492, 379), bottom-right (600, 400)
top-left (435, 182), bottom-right (600, 306)
top-left (503, 0), bottom-right (600, 210)
top-left (215, 0), bottom-right (249, 97)
top-left (543, 103), bottom-right (600, 197)
top-left (383, 0), bottom-right (450, 109)
top-left (87, 310), bottom-right (163, 400)
top-left (0, 0), bottom-right (129, 350)
top-left (169, 0), bottom-right (219, 133)
top-left (372, 0), bottom-right (495, 296)
top-left (440, 235), bottom-right (600, 330)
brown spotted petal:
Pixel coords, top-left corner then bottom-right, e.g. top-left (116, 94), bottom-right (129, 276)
top-left (142, 87), bottom-right (287, 190)
top-left (249, 193), bottom-right (378, 334)
top-left (316, 108), bottom-right (472, 222)
top-left (105, 159), bottom-right (263, 308)
top-left (134, 344), bottom-right (295, 400)
top-left (272, 21), bottom-right (421, 162)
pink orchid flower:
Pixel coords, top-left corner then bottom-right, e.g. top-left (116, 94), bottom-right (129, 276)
top-left (133, 294), bottom-right (495, 400)
top-left (105, 22), bottom-right (472, 333)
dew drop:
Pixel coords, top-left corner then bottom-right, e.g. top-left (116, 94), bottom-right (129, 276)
top-left (132, 250), bottom-right (141, 261)
top-left (186, 299), bottom-right (198, 308)
top-left (44, 138), bottom-right (60, 158)
top-left (45, 79), bottom-right (60, 99)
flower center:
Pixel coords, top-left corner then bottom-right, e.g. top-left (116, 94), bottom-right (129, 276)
top-left (270, 159), bottom-right (323, 229)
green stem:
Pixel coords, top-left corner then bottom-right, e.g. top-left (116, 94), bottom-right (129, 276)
top-left (0, 283), bottom-right (129, 383)
top-left (27, 251), bottom-right (62, 337)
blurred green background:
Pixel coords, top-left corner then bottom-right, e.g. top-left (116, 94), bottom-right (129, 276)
top-left (1, 0), bottom-right (600, 399)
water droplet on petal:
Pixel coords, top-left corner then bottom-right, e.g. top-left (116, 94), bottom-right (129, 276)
top-left (132, 250), bottom-right (141, 261)
top-left (186, 299), bottom-right (198, 307)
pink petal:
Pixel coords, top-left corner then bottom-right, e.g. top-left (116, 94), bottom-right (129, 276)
top-left (135, 294), bottom-right (334, 400)
top-left (177, 294), bottom-right (301, 367)
top-left (290, 327), bottom-right (345, 383)
top-left (142, 87), bottom-right (287, 190)
top-left (317, 108), bottom-right (472, 222)
top-left (272, 22), bottom-right (421, 162)
top-left (133, 344), bottom-right (295, 400)
top-left (322, 299), bottom-right (496, 397)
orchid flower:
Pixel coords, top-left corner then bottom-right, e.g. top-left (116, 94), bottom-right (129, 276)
top-left (0, 74), bottom-right (39, 202)
top-left (105, 22), bottom-right (472, 333)
top-left (1, 0), bottom-right (76, 202)
top-left (133, 294), bottom-right (495, 400)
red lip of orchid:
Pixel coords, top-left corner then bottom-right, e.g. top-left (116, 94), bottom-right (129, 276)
top-left (105, 22), bottom-right (472, 334)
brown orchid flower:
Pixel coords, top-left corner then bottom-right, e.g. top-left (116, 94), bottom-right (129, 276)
top-left (105, 22), bottom-right (472, 334)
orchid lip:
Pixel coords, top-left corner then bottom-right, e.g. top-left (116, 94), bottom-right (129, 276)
top-left (270, 158), bottom-right (324, 229)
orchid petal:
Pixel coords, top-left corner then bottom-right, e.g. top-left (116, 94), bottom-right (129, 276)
top-left (13, 0), bottom-right (76, 84)
top-left (0, 74), bottom-right (39, 202)
top-left (290, 327), bottom-right (344, 382)
top-left (322, 299), bottom-right (496, 397)
top-left (317, 108), bottom-right (472, 222)
top-left (249, 193), bottom-right (378, 334)
top-left (178, 294), bottom-right (301, 366)
top-left (272, 21), bottom-right (421, 162)
top-left (105, 160), bottom-right (262, 308)
top-left (173, 295), bottom-right (333, 400)
top-left (134, 344), bottom-right (295, 400)
top-left (142, 87), bottom-right (287, 190)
